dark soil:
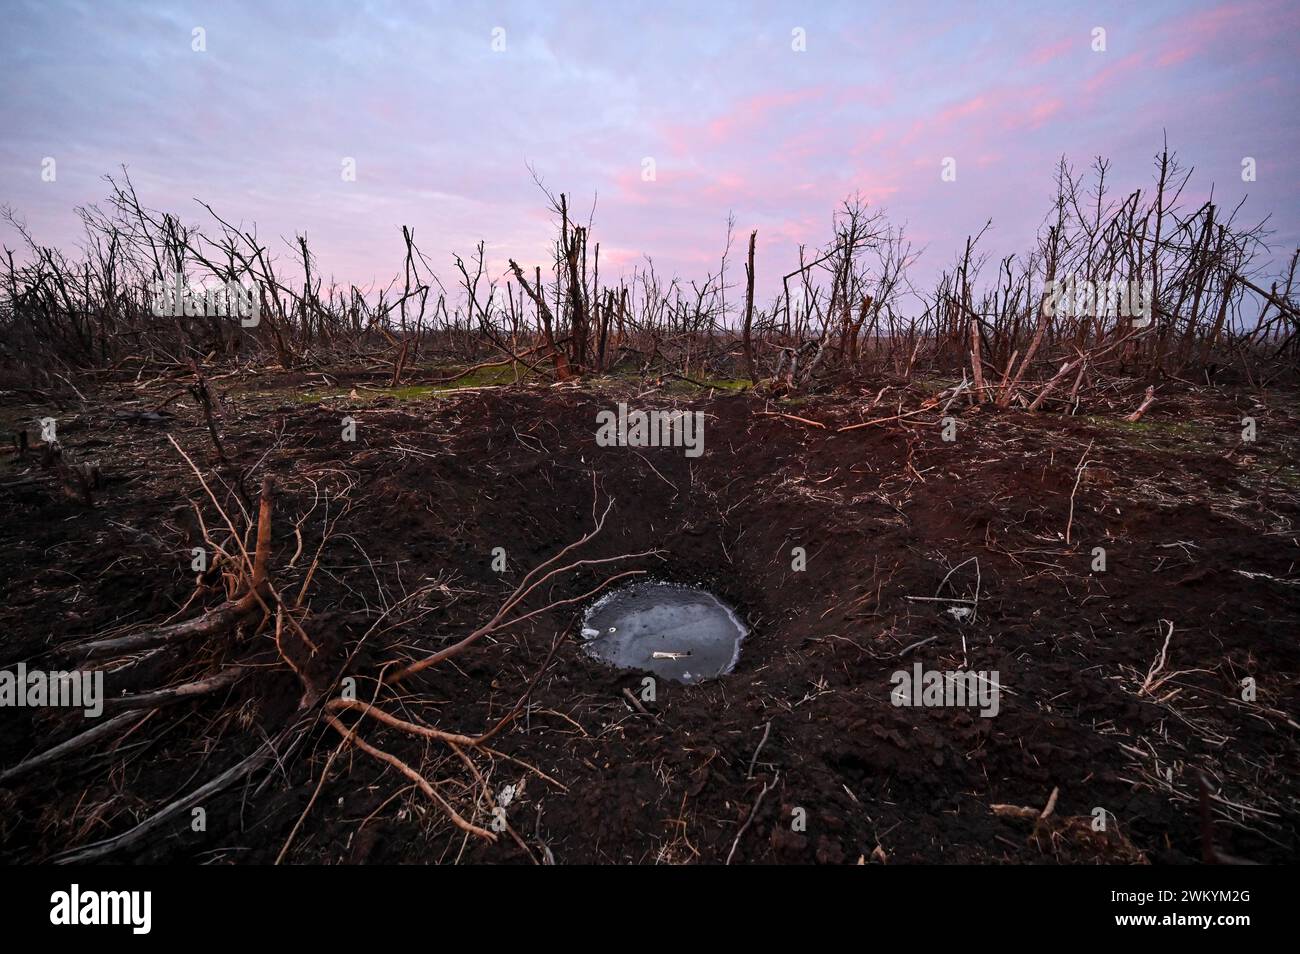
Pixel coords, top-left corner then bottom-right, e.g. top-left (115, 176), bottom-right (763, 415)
top-left (1, 375), bottom-right (1297, 864)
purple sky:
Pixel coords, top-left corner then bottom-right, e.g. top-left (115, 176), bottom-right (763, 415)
top-left (2, 0), bottom-right (1297, 305)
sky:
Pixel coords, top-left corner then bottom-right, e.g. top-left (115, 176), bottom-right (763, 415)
top-left (1, 0), bottom-right (1297, 306)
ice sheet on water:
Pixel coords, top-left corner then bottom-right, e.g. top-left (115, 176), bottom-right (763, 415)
top-left (580, 581), bottom-right (747, 684)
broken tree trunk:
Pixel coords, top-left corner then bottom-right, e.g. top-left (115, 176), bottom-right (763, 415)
top-left (508, 259), bottom-right (572, 380)
top-left (1125, 385), bottom-right (1157, 423)
top-left (742, 230), bottom-right (757, 384)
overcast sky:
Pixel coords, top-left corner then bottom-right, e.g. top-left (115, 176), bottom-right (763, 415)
top-left (2, 0), bottom-right (1297, 303)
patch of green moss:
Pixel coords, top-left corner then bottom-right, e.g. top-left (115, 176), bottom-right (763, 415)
top-left (388, 384), bottom-right (440, 400)
top-left (426, 363), bottom-right (532, 390)
top-left (912, 376), bottom-right (960, 393)
top-left (703, 377), bottom-right (752, 391)
top-left (659, 376), bottom-right (753, 395)
top-left (288, 365), bottom-right (750, 403)
top-left (1083, 414), bottom-right (1218, 447)
top-left (293, 364), bottom-right (535, 405)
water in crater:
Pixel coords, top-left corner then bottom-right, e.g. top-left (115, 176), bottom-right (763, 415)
top-left (580, 581), bottom-right (748, 684)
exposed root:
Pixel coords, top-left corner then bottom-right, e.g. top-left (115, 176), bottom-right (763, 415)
top-left (324, 715), bottom-right (497, 843)
top-left (51, 731), bottom-right (290, 864)
top-left (0, 711), bottom-right (145, 786)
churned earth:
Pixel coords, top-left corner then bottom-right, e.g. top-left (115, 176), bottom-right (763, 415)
top-left (0, 372), bottom-right (1296, 864)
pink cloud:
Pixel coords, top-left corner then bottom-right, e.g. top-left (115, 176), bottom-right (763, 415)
top-left (1025, 35), bottom-right (1077, 67)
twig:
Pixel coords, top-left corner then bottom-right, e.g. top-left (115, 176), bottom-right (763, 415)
top-left (756, 411), bottom-right (827, 429)
top-left (746, 721), bottom-right (772, 780)
top-left (1065, 440), bottom-right (1094, 545)
top-left (726, 771), bottom-right (778, 865)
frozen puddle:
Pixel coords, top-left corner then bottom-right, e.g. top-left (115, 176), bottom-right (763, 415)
top-left (581, 582), bottom-right (747, 684)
